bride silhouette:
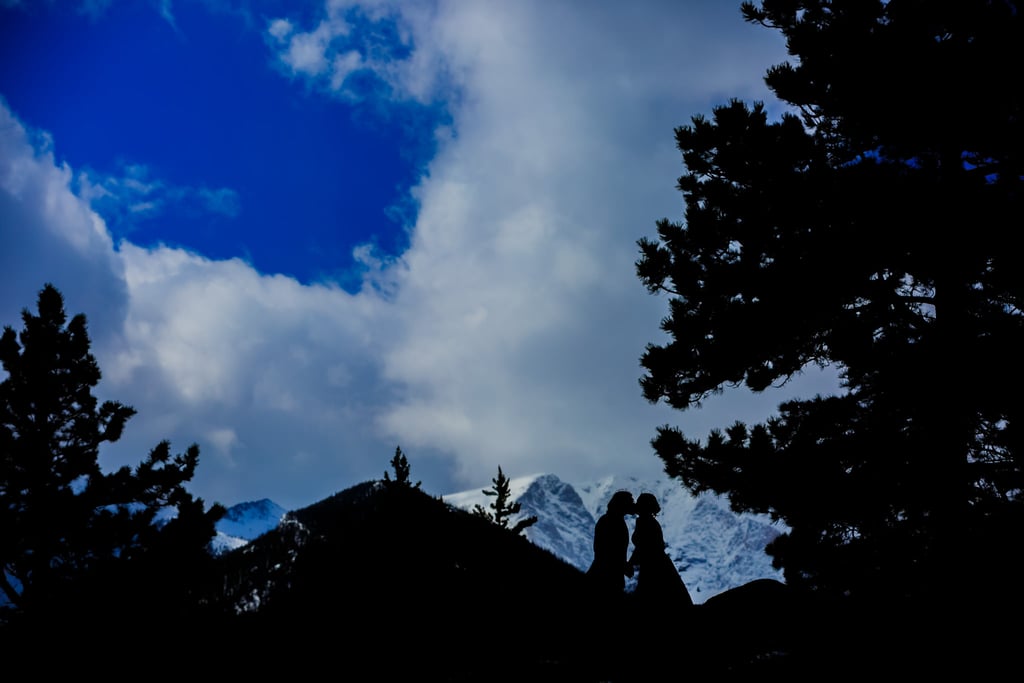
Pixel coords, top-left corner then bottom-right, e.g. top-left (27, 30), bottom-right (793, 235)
top-left (629, 492), bottom-right (693, 609)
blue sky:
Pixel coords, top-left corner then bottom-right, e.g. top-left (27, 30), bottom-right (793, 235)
top-left (1, 0), bottom-right (440, 287)
top-left (1, 0), bottom-right (840, 511)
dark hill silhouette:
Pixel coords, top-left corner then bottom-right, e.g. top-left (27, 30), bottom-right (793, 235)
top-left (4, 479), bottom-right (1015, 680)
top-left (209, 479), bottom-right (597, 679)
top-left (203, 480), bottom-right (1018, 680)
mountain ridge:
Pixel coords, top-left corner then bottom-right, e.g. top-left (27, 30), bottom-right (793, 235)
top-left (218, 472), bottom-right (787, 603)
top-left (10, 474), bottom-right (1010, 678)
top-left (444, 472), bottom-right (786, 602)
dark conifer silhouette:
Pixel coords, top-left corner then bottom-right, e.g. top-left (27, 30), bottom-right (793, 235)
top-left (635, 0), bottom-right (1024, 610)
top-left (382, 445), bottom-right (421, 489)
top-left (0, 283), bottom-right (223, 625)
top-left (472, 465), bottom-right (538, 535)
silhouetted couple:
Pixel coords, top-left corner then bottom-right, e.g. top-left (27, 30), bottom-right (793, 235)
top-left (586, 490), bottom-right (692, 609)
top-left (583, 490), bottom-right (693, 679)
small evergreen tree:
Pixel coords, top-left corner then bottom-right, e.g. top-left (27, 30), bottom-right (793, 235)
top-left (0, 284), bottom-right (224, 620)
top-left (473, 466), bottom-right (537, 536)
top-left (382, 446), bottom-right (421, 489)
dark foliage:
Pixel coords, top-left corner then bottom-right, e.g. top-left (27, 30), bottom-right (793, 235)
top-left (472, 465), bottom-right (539, 535)
top-left (0, 284), bottom-right (224, 631)
top-left (382, 445), bottom-right (421, 489)
top-left (636, 0), bottom-right (1024, 609)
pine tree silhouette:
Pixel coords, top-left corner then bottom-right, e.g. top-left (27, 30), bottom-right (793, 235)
top-left (382, 446), bottom-right (421, 489)
top-left (472, 466), bottom-right (537, 536)
top-left (0, 283), bottom-right (224, 622)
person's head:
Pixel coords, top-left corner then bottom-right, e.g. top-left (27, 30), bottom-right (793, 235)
top-left (607, 490), bottom-right (635, 516)
top-left (636, 492), bottom-right (660, 515)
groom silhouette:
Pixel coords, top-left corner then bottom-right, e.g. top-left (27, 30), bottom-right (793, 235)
top-left (585, 490), bottom-right (636, 600)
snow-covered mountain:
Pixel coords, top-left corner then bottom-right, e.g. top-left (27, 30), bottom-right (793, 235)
top-left (218, 474), bottom-right (787, 604)
top-left (443, 473), bottom-right (787, 604)
top-left (211, 498), bottom-right (287, 554)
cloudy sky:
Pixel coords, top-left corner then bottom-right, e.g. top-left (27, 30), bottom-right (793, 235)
top-left (1, 0), bottom-right (840, 511)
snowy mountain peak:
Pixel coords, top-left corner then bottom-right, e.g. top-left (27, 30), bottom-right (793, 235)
top-left (444, 473), bottom-right (786, 603)
top-left (211, 498), bottom-right (288, 554)
top-left (215, 473), bottom-right (786, 604)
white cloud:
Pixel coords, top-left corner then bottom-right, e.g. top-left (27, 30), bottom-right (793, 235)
top-left (1, 2), bottom-right (844, 510)
top-left (0, 97), bottom-right (128, 342)
top-left (281, 21), bottom-right (335, 76)
top-left (95, 239), bottom-right (408, 506)
top-left (198, 187), bottom-right (241, 218)
top-left (206, 426), bottom-right (241, 467)
top-left (267, 0), bottom-right (451, 104)
top-left (353, 0), bottom-right (841, 487)
top-left (75, 162), bottom-right (241, 226)
top-left (329, 50), bottom-right (364, 90)
top-left (267, 17), bottom-right (293, 41)
top-left (0, 98), bottom-right (403, 509)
